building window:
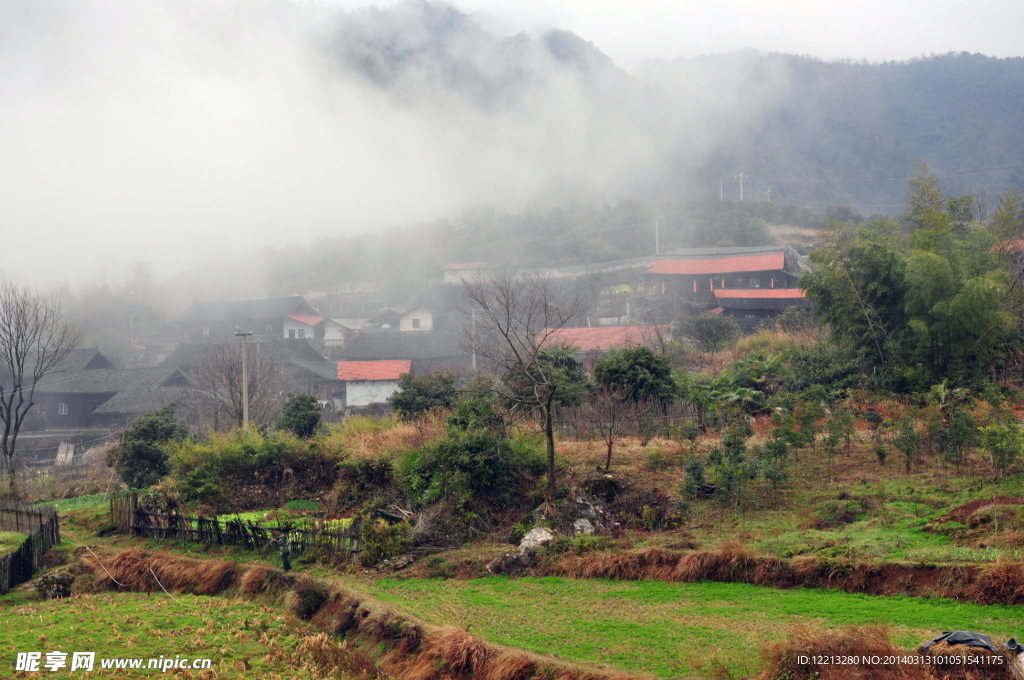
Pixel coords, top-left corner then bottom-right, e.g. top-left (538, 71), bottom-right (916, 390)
top-left (202, 326), bottom-right (210, 338)
top-left (411, 318), bottom-right (420, 329)
top-left (58, 402), bottom-right (69, 415)
top-left (750, 277), bottom-right (761, 288)
top-left (298, 328), bottom-right (306, 339)
top-left (288, 329), bottom-right (296, 339)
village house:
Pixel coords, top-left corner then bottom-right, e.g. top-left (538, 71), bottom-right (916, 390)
top-left (282, 312), bottom-right (348, 347)
top-left (336, 360), bottom-right (412, 411)
top-left (31, 363), bottom-right (192, 431)
top-left (399, 306), bottom-right (434, 332)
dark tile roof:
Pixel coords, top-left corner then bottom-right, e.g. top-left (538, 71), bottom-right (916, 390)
top-left (160, 339), bottom-right (326, 369)
top-left (34, 367), bottom-right (189, 395)
top-left (172, 296), bottom-right (314, 325)
top-left (92, 386), bottom-right (192, 416)
top-left (338, 330), bottom-right (464, 361)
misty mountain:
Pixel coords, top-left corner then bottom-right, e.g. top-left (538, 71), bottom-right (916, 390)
top-left (327, 2), bottom-right (1024, 211)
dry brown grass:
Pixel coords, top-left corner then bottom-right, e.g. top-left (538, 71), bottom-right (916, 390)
top-left (965, 563), bottom-right (1024, 605)
top-left (759, 625), bottom-right (933, 680)
top-left (322, 415), bottom-right (444, 461)
top-left (84, 549), bottom-right (239, 595)
top-left (483, 653), bottom-right (537, 680)
top-left (923, 640), bottom-right (1021, 680)
top-left (546, 545), bottom-right (1024, 606)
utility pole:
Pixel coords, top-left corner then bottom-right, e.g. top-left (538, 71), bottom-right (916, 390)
top-left (235, 330), bottom-right (253, 432)
top-left (734, 173), bottom-right (745, 201)
top-left (719, 178), bottom-right (724, 201)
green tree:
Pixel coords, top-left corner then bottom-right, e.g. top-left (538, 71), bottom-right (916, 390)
top-left (680, 313), bottom-right (739, 368)
top-left (894, 414), bottom-right (921, 474)
top-left (277, 394), bottom-right (322, 438)
top-left (978, 422), bottom-right (1023, 477)
top-left (388, 372), bottom-right (458, 420)
top-left (107, 405), bottom-right (188, 488)
top-left (594, 346), bottom-right (675, 405)
top-left (681, 457), bottom-right (707, 499)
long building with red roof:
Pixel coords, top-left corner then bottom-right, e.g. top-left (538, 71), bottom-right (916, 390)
top-left (639, 246), bottom-right (807, 326)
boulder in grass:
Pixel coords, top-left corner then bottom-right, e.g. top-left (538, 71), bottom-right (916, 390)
top-left (36, 570), bottom-right (74, 600)
top-left (519, 527), bottom-right (556, 550)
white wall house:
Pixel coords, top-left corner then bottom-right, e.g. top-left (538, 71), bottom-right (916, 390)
top-left (336, 360), bottom-right (412, 408)
top-left (284, 313), bottom-right (347, 347)
top-left (399, 307), bottom-right (434, 332)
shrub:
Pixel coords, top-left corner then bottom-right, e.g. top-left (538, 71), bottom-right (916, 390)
top-left (277, 394), bottom-right (322, 438)
top-left (979, 421), bottom-right (1024, 477)
top-left (168, 429), bottom-right (333, 507)
top-left (681, 458), bottom-right (707, 499)
top-left (550, 535), bottom-right (611, 555)
top-left (358, 518), bottom-right (412, 567)
top-left (388, 372), bottom-right (459, 420)
top-left (107, 405), bottom-right (188, 489)
top-left (396, 399), bottom-right (536, 512)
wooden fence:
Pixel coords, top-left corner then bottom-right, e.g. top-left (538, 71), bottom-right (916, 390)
top-left (110, 492), bottom-right (361, 559)
top-left (0, 503), bottom-right (60, 594)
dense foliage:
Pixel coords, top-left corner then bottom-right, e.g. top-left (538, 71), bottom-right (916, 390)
top-left (388, 372), bottom-right (459, 419)
top-left (594, 347), bottom-right (675, 404)
top-left (277, 394), bottom-right (322, 438)
top-left (802, 168), bottom-right (1015, 389)
top-left (107, 405), bottom-right (188, 489)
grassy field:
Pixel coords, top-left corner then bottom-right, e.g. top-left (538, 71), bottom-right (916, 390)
top-left (0, 591), bottom-right (351, 679)
top-left (363, 576), bottom-right (1024, 679)
top-left (0, 531), bottom-right (27, 555)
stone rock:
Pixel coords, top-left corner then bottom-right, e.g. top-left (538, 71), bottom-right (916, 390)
top-left (486, 548), bottom-right (536, 575)
top-left (573, 518), bottom-right (595, 536)
top-left (581, 473), bottom-right (622, 502)
top-left (575, 498), bottom-right (598, 520)
top-left (519, 527), bottom-right (556, 550)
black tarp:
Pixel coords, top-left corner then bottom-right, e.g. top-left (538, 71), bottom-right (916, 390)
top-left (922, 631), bottom-right (1023, 656)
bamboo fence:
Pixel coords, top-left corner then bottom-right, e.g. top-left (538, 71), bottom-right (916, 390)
top-left (0, 503), bottom-right (60, 594)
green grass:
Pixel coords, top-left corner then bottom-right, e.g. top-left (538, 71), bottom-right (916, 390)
top-left (40, 493), bottom-right (110, 513)
top-left (0, 592), bottom-right (326, 678)
top-left (682, 470), bottom-right (1024, 565)
top-left (362, 576), bottom-right (1024, 679)
top-left (0, 531), bottom-right (27, 555)
top-left (215, 510), bottom-right (352, 531)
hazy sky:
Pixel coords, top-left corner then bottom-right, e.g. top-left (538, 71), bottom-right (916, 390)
top-left (1, 0), bottom-right (1019, 287)
top-left (329, 0), bottom-right (1024, 68)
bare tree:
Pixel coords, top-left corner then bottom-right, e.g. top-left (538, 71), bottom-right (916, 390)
top-left (577, 386), bottom-right (653, 471)
top-left (0, 283), bottom-right (79, 495)
top-left (463, 272), bottom-right (581, 504)
top-left (191, 343), bottom-right (283, 431)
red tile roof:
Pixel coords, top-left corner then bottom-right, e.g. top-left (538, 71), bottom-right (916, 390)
top-left (713, 288), bottom-right (806, 299)
top-left (336, 360), bottom-right (412, 381)
top-left (288, 312), bottom-right (326, 326)
top-left (646, 253), bottom-right (785, 275)
top-left (542, 325), bottom-right (667, 352)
